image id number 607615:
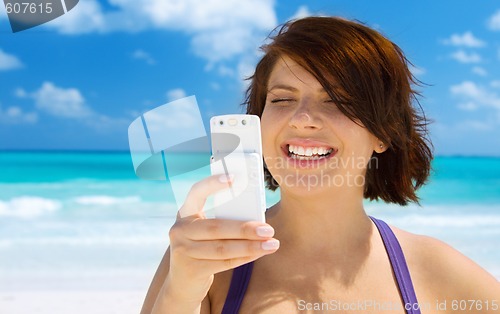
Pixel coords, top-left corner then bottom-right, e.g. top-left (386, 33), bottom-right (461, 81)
top-left (5, 2), bottom-right (53, 14)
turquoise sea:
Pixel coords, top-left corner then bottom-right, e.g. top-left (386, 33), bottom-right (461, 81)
top-left (1, 152), bottom-right (499, 296)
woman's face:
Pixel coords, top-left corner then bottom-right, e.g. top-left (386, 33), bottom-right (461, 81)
top-left (261, 56), bottom-right (383, 195)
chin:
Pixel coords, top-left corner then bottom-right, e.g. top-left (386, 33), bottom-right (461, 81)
top-left (271, 168), bottom-right (366, 200)
top-left (274, 172), bottom-right (336, 196)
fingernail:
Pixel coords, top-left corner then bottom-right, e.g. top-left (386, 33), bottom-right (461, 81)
top-left (256, 226), bottom-right (274, 237)
top-left (218, 174), bottom-right (234, 183)
top-left (261, 239), bottom-right (280, 251)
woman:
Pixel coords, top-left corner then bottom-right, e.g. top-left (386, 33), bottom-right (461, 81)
top-left (141, 16), bottom-right (500, 314)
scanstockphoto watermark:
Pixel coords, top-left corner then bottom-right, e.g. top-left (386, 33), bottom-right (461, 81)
top-left (297, 299), bottom-right (499, 312)
top-left (297, 299), bottom-right (431, 312)
top-left (271, 171), bottom-right (368, 190)
top-left (260, 155), bottom-right (379, 190)
top-left (3, 0), bottom-right (79, 33)
top-left (264, 155), bottom-right (379, 171)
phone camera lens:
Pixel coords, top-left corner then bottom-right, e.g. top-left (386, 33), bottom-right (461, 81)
top-left (219, 120), bottom-right (224, 125)
top-left (242, 120), bottom-right (247, 125)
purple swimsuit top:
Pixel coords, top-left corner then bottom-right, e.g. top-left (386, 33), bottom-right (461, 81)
top-left (221, 216), bottom-right (421, 314)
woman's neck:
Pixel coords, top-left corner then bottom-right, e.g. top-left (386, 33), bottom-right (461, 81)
top-left (266, 187), bottom-right (373, 257)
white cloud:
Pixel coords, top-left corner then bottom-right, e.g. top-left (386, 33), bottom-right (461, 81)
top-left (41, 0), bottom-right (277, 65)
top-left (472, 66), bottom-right (487, 76)
top-left (33, 82), bottom-right (93, 118)
top-left (45, 0), bottom-right (107, 34)
top-left (491, 80), bottom-right (500, 89)
top-left (210, 82), bottom-right (221, 91)
top-left (0, 104), bottom-right (38, 124)
top-left (450, 81), bottom-right (500, 111)
top-left (132, 49), bottom-right (156, 65)
top-left (191, 27), bottom-right (256, 63)
top-left (17, 83), bottom-right (97, 119)
top-left (409, 64), bottom-right (426, 76)
top-left (450, 50), bottom-right (482, 63)
top-left (442, 31), bottom-right (486, 47)
top-left (0, 49), bottom-right (23, 71)
top-left (290, 5), bottom-right (313, 20)
top-left (457, 102), bottom-right (478, 111)
top-left (166, 88), bottom-right (187, 102)
top-left (216, 65), bottom-right (236, 77)
top-left (13, 83), bottom-right (129, 131)
top-left (460, 119), bottom-right (495, 131)
top-left (488, 10), bottom-right (500, 30)
top-left (431, 118), bottom-right (500, 156)
top-left (142, 0), bottom-right (275, 32)
top-left (238, 59), bottom-right (256, 80)
top-left (14, 88), bottom-right (28, 98)
top-left (142, 96), bottom-right (205, 144)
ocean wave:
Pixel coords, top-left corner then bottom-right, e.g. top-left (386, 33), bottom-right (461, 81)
top-left (73, 195), bottom-right (141, 206)
top-left (388, 214), bottom-right (500, 228)
top-left (0, 196), bottom-right (61, 219)
top-left (1, 236), bottom-right (166, 247)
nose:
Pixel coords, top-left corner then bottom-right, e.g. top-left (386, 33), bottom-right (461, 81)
top-left (288, 100), bottom-right (322, 130)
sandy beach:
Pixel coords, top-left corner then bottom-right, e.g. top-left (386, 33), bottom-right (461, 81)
top-left (0, 290), bottom-right (145, 314)
top-left (1, 153), bottom-right (499, 314)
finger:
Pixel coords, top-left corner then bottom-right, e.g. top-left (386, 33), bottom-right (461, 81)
top-left (181, 219), bottom-right (275, 241)
top-left (179, 174), bottom-right (233, 218)
top-left (186, 239), bottom-right (280, 260)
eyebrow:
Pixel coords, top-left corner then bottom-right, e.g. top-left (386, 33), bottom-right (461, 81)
top-left (267, 84), bottom-right (329, 94)
top-left (267, 84), bottom-right (298, 93)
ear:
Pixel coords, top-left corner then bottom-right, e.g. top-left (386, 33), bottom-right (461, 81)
top-left (374, 140), bottom-right (388, 154)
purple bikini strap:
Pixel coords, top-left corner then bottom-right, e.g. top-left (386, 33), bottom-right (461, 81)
top-left (221, 261), bottom-right (254, 314)
top-left (222, 218), bottom-right (421, 314)
top-left (370, 216), bottom-right (421, 314)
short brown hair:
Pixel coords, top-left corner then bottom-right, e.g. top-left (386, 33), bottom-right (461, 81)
top-left (245, 16), bottom-right (433, 206)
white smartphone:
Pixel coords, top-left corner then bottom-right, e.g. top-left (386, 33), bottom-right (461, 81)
top-left (209, 114), bottom-right (266, 222)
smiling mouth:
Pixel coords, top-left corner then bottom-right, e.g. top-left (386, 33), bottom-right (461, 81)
top-left (285, 144), bottom-right (337, 161)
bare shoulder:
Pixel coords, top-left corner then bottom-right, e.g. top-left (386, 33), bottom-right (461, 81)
top-left (390, 225), bottom-right (500, 303)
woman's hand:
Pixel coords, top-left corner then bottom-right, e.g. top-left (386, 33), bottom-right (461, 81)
top-left (151, 174), bottom-right (279, 313)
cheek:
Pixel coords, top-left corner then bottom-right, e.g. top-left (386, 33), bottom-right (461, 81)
top-left (260, 108), bottom-right (275, 154)
top-left (260, 107), bottom-right (271, 132)
top-left (260, 106), bottom-right (281, 138)
top-left (260, 104), bottom-right (278, 127)
top-left (338, 120), bottom-right (376, 154)
top-left (260, 107), bottom-right (286, 167)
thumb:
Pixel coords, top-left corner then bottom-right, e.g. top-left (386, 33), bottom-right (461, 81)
top-left (178, 174), bottom-right (234, 218)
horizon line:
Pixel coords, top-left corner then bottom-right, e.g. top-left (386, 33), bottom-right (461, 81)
top-left (0, 149), bottom-right (499, 158)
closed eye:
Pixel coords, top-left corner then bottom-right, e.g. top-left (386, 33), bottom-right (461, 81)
top-left (270, 98), bottom-right (295, 104)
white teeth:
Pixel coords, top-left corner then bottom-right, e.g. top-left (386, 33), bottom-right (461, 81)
top-left (287, 144), bottom-right (334, 158)
top-left (298, 146), bottom-right (305, 156)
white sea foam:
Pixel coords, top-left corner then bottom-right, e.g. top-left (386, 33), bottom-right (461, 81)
top-left (366, 203), bottom-right (500, 227)
top-left (0, 239), bottom-right (12, 249)
top-left (3, 235), bottom-right (166, 246)
top-left (0, 196), bottom-right (61, 219)
top-left (390, 214), bottom-right (500, 228)
top-left (74, 195), bottom-right (141, 206)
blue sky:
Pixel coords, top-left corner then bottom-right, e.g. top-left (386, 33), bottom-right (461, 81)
top-left (0, 0), bottom-right (499, 155)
